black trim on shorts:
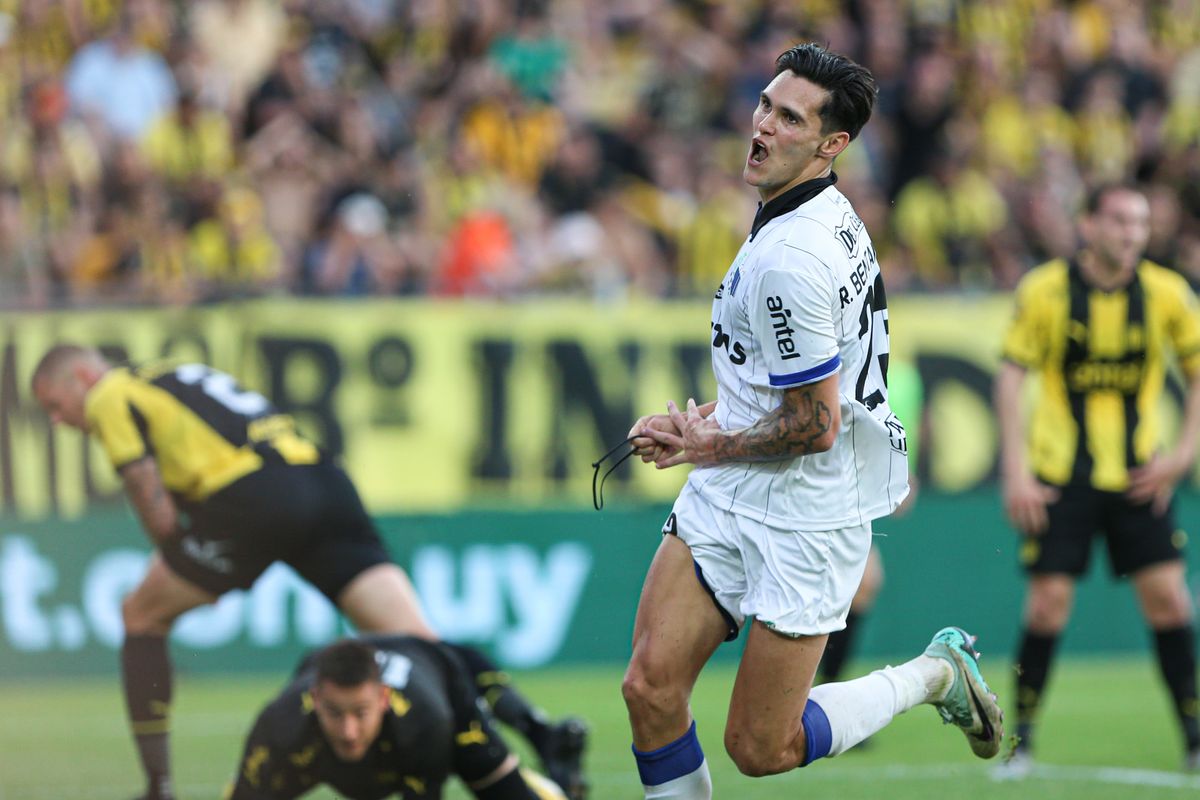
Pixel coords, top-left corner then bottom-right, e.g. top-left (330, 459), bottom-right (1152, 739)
top-left (693, 561), bottom-right (740, 642)
top-left (662, 509), bottom-right (740, 642)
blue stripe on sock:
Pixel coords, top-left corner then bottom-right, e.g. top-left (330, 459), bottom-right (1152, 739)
top-left (632, 721), bottom-right (705, 786)
top-left (801, 699), bottom-right (832, 766)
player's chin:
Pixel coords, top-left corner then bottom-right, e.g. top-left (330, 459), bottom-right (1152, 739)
top-left (333, 744), bottom-right (368, 762)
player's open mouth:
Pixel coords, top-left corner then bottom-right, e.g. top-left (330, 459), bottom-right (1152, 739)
top-left (749, 139), bottom-right (767, 165)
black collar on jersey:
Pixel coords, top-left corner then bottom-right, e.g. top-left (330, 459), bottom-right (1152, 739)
top-left (1070, 254), bottom-right (1139, 293)
top-left (749, 172), bottom-right (838, 241)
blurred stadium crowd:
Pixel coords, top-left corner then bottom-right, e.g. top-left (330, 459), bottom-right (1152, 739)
top-left (4, 0), bottom-right (1200, 308)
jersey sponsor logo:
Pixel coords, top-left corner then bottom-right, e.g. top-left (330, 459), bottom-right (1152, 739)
top-left (711, 322), bottom-right (747, 365)
top-left (1064, 359), bottom-right (1144, 394)
top-left (766, 295), bottom-right (801, 360)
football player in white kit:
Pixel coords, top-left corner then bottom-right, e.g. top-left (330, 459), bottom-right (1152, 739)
top-left (620, 44), bottom-right (1004, 799)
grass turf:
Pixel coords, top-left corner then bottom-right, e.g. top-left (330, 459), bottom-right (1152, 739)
top-left (0, 657), bottom-right (1195, 799)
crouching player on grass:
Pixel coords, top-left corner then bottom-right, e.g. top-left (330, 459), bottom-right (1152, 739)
top-left (226, 637), bottom-right (567, 800)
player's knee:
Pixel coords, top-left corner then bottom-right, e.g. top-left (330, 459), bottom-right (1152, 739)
top-left (621, 664), bottom-right (686, 721)
top-left (121, 593), bottom-right (170, 636)
top-left (1142, 587), bottom-right (1192, 627)
top-left (1025, 586), bottom-right (1071, 631)
top-left (724, 729), bottom-right (798, 777)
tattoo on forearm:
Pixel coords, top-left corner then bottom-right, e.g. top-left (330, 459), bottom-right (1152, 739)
top-left (715, 388), bottom-right (832, 462)
top-left (122, 459), bottom-right (177, 540)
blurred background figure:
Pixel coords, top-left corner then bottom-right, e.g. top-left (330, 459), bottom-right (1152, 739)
top-left (0, 0), bottom-right (1194, 309)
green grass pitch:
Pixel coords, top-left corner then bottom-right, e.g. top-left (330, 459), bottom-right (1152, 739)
top-left (1, 657), bottom-right (1197, 799)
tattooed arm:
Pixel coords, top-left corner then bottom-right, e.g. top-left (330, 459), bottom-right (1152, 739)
top-left (645, 374), bottom-right (840, 468)
top-left (120, 457), bottom-right (180, 545)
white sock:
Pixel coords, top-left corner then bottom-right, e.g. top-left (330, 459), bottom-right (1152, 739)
top-left (633, 721), bottom-right (712, 799)
top-left (643, 759), bottom-right (712, 799)
top-left (808, 655), bottom-right (952, 757)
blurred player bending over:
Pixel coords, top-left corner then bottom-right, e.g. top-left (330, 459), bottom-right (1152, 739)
top-left (227, 636), bottom-right (564, 800)
top-left (995, 183), bottom-right (1200, 776)
top-left (31, 346), bottom-right (587, 800)
top-left (623, 43), bottom-right (1002, 798)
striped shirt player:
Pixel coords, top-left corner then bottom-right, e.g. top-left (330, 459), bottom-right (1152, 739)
top-left (694, 173), bottom-right (909, 532)
top-left (623, 43), bottom-right (1003, 800)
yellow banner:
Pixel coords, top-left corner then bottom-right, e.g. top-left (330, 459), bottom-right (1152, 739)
top-left (1, 296), bottom-right (1188, 517)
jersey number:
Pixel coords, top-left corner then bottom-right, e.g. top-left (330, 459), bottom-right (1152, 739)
top-left (855, 272), bottom-right (890, 410)
top-left (175, 364), bottom-right (270, 416)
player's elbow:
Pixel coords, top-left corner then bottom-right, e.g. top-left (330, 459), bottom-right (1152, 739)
top-left (807, 413), bottom-right (840, 454)
top-left (808, 428), bottom-right (838, 453)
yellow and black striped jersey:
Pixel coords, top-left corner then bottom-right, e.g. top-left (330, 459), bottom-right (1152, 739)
top-left (85, 363), bottom-right (320, 502)
top-left (1002, 258), bottom-right (1200, 490)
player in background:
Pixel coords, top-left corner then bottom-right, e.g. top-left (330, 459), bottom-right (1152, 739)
top-left (994, 183), bottom-right (1200, 777)
top-left (226, 637), bottom-right (565, 800)
top-left (31, 345), bottom-right (587, 800)
top-left (622, 43), bottom-right (1003, 799)
top-left (818, 359), bottom-right (924, 693)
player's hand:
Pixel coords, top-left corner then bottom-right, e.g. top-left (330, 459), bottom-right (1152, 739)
top-left (1002, 472), bottom-right (1059, 535)
top-left (643, 398), bottom-right (724, 469)
top-left (1127, 453), bottom-right (1187, 516)
top-left (628, 413), bottom-right (681, 463)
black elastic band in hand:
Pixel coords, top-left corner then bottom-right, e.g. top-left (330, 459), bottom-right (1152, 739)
top-left (591, 436), bottom-right (638, 510)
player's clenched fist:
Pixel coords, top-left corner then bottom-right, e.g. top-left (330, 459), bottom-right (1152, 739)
top-left (628, 412), bottom-right (682, 463)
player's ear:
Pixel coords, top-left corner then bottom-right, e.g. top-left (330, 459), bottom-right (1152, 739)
top-left (819, 131), bottom-right (850, 159)
top-left (73, 359), bottom-right (99, 388)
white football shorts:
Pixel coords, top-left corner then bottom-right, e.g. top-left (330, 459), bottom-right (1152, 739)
top-left (665, 481), bottom-right (873, 638)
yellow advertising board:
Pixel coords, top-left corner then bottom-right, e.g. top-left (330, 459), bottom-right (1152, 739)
top-left (1, 295), bottom-right (1186, 517)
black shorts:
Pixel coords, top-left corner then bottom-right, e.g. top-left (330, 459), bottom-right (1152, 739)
top-left (1019, 481), bottom-right (1186, 578)
top-left (160, 460), bottom-right (392, 600)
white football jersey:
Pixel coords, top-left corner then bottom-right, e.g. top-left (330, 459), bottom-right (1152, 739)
top-left (686, 178), bottom-right (910, 530)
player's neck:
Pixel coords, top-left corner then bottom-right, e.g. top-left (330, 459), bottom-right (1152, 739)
top-left (1077, 250), bottom-right (1136, 291)
top-left (758, 163), bottom-right (834, 204)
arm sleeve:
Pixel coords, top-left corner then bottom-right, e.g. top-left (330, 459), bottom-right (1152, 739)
top-left (1000, 274), bottom-right (1047, 369)
top-left (227, 711), bottom-right (299, 800)
top-left (84, 379), bottom-right (151, 471)
top-left (750, 261), bottom-right (840, 388)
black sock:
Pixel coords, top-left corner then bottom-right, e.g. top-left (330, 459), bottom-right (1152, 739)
top-left (122, 635), bottom-right (174, 799)
top-left (821, 610), bottom-right (863, 683)
top-left (444, 642), bottom-right (551, 751)
top-left (1153, 625), bottom-right (1200, 751)
top-left (1014, 629), bottom-right (1059, 753)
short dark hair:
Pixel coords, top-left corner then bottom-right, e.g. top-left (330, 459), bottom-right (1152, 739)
top-left (313, 639), bottom-right (382, 688)
top-left (774, 43), bottom-right (877, 141)
top-left (31, 344), bottom-right (106, 390)
top-left (1084, 181), bottom-right (1144, 215)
